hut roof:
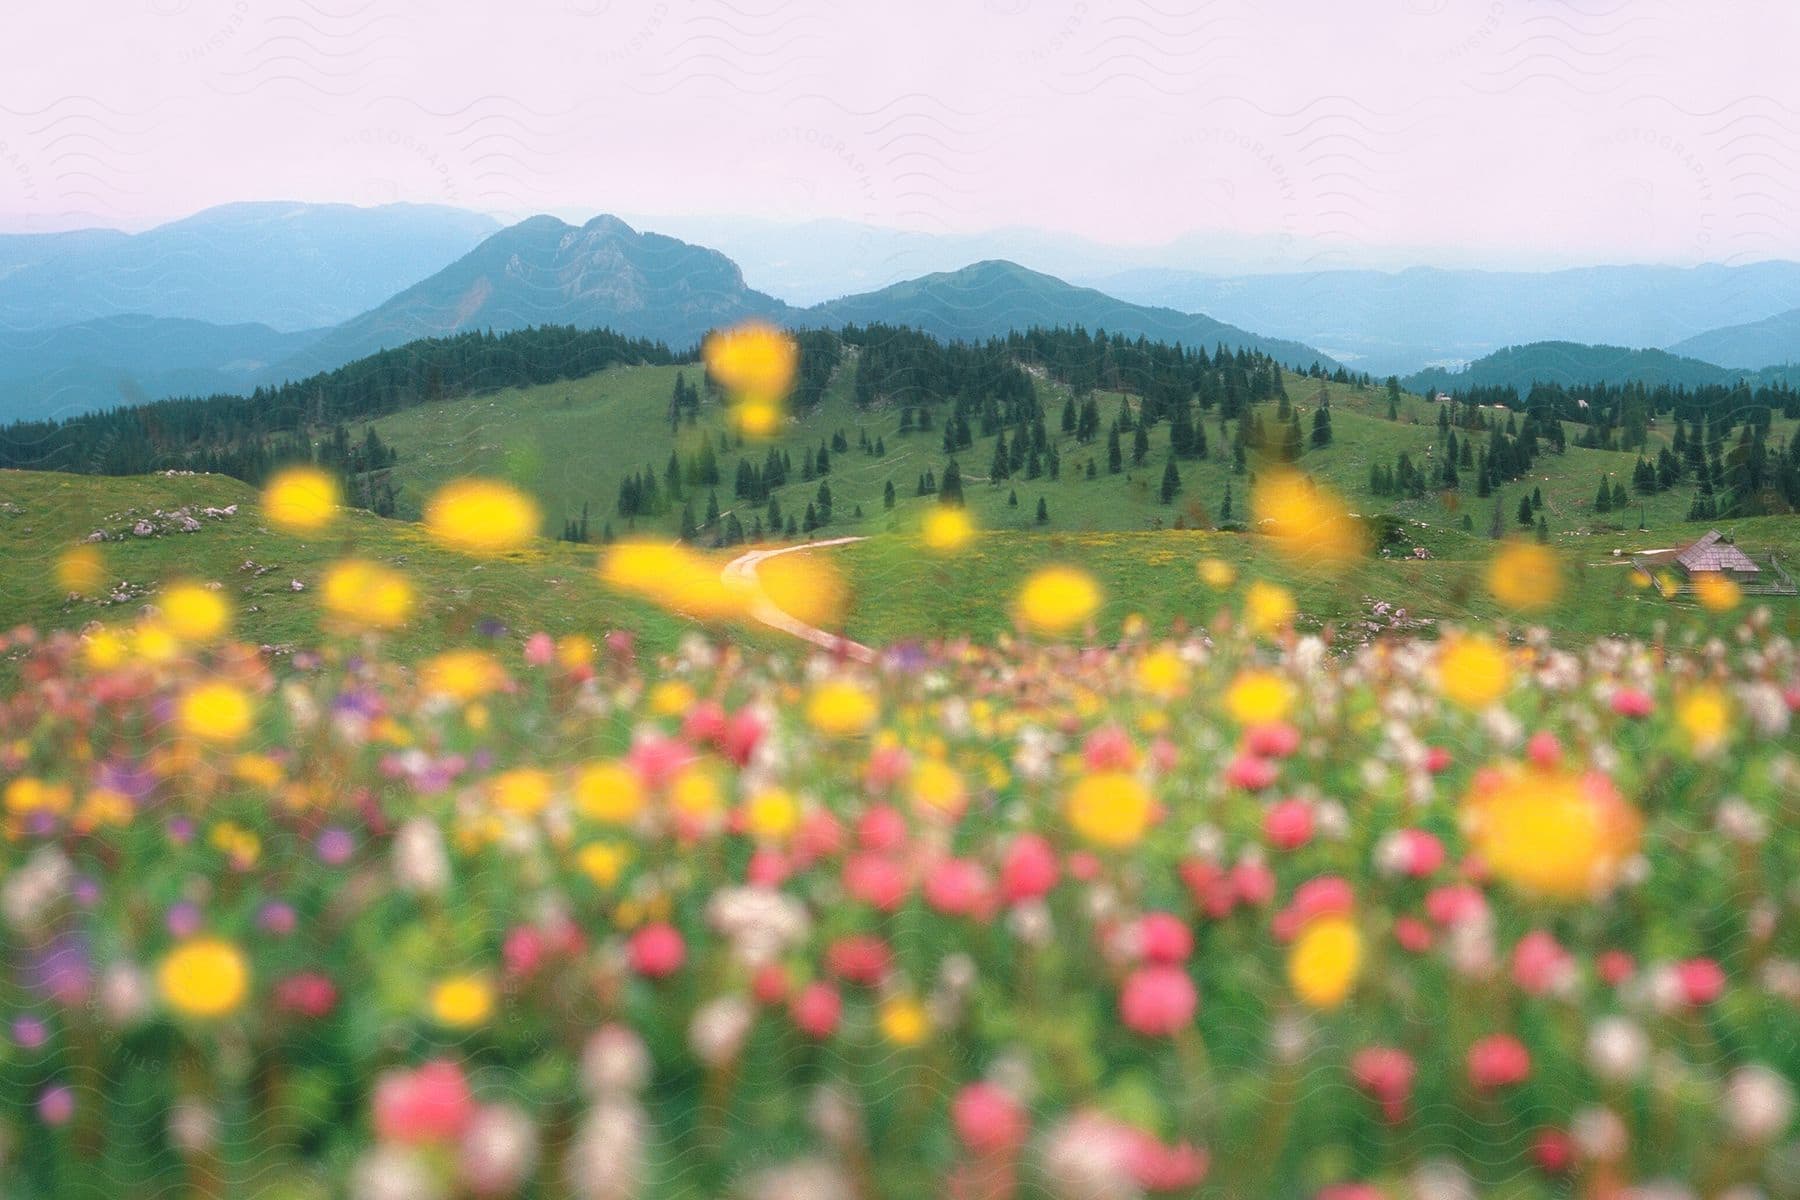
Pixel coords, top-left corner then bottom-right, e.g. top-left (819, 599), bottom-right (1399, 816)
top-left (1676, 529), bottom-right (1759, 574)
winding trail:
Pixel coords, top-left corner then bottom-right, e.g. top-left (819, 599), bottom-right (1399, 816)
top-left (722, 536), bottom-right (877, 663)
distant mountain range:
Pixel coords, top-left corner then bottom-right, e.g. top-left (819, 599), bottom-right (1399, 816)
top-left (4, 201), bottom-right (1800, 422)
top-left (0, 202), bottom-right (500, 332)
top-left (1404, 341), bottom-right (1799, 397)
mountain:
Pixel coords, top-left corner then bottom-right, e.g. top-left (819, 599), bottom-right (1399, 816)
top-left (284, 215), bottom-right (794, 373)
top-left (1096, 262), bottom-right (1800, 377)
top-left (803, 259), bottom-right (1331, 366)
top-left (0, 202), bottom-right (501, 332)
top-left (0, 316), bottom-right (325, 421)
top-left (1402, 341), bottom-right (1773, 395)
top-left (1668, 308), bottom-right (1800, 370)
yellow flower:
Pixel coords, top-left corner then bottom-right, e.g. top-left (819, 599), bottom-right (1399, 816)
top-left (133, 621), bottom-right (181, 664)
top-left (921, 507), bottom-right (975, 552)
top-left (232, 754), bottom-right (284, 788)
top-left (704, 322), bottom-right (798, 400)
top-left (599, 541), bottom-right (748, 622)
top-left (574, 760), bottom-right (644, 825)
top-left (908, 758), bottom-right (966, 818)
top-left (490, 768), bottom-right (554, 817)
top-left (1223, 668), bottom-right (1296, 725)
top-left (74, 788), bottom-right (132, 832)
top-left (179, 683), bottom-right (255, 744)
top-left (669, 764), bottom-right (725, 823)
top-left (1253, 470), bottom-right (1367, 570)
top-left (1288, 914), bottom-right (1363, 1008)
top-left (1244, 580), bottom-right (1296, 635)
top-left (1197, 557), bottom-right (1237, 588)
top-left (56, 545), bottom-right (106, 595)
top-left (321, 559), bottom-right (415, 630)
top-left (557, 635), bottom-right (594, 669)
top-left (429, 975), bottom-right (494, 1028)
top-left (807, 679), bottom-right (879, 737)
top-left (4, 777), bottom-right (72, 816)
top-left (757, 553), bottom-right (850, 630)
top-left (1437, 635), bottom-right (1509, 710)
top-left (209, 822), bottom-right (261, 868)
top-left (732, 398), bottom-right (782, 438)
top-left (879, 996), bottom-right (930, 1047)
top-left (83, 629), bottom-right (128, 671)
top-left (1693, 572), bottom-right (1741, 612)
top-left (1015, 566), bottom-right (1102, 635)
top-left (649, 680), bottom-right (695, 716)
top-left (423, 478), bottom-right (541, 554)
top-left (1486, 542), bottom-right (1562, 612)
top-left (261, 465), bottom-right (341, 533)
top-left (1463, 763), bottom-right (1642, 901)
top-left (1135, 647), bottom-right (1190, 700)
top-left (745, 787), bottom-right (800, 840)
top-left (159, 582), bottom-right (231, 643)
top-left (157, 938), bottom-right (250, 1018)
top-left (577, 841), bottom-right (632, 888)
top-left (1677, 687), bottom-right (1730, 754)
top-left (1064, 771), bottom-right (1155, 849)
top-left (421, 650), bottom-right (506, 701)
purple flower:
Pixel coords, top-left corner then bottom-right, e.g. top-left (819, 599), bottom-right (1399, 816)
top-left (166, 815), bottom-right (196, 845)
top-left (11, 1015), bottom-right (49, 1050)
top-left (37, 1085), bottom-right (74, 1126)
top-left (317, 827), bottom-right (356, 866)
top-left (166, 901), bottom-right (203, 939)
top-left (258, 901), bottom-right (297, 936)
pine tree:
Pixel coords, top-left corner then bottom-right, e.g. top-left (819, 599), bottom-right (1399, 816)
top-left (940, 459), bottom-right (964, 506)
top-left (1160, 457), bottom-right (1181, 504)
top-left (1132, 422), bottom-right (1150, 466)
top-left (1107, 426), bottom-right (1123, 474)
top-left (1220, 482), bottom-right (1233, 521)
top-left (1535, 515), bottom-right (1549, 543)
top-left (1036, 496), bottom-right (1049, 524)
top-left (1488, 498), bottom-right (1504, 540)
top-left (1517, 494), bottom-right (1534, 526)
top-left (1311, 401), bottom-right (1333, 447)
top-left (883, 480), bottom-right (896, 510)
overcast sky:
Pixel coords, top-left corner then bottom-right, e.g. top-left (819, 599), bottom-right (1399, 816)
top-left (4, 1), bottom-right (1798, 268)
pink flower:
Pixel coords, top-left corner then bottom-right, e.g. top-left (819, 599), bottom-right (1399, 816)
top-left (1610, 687), bottom-right (1654, 718)
top-left (1317, 1186), bottom-right (1384, 1200)
top-left (274, 971), bottom-right (338, 1018)
top-left (952, 1082), bottom-right (1028, 1155)
top-left (1526, 731), bottom-right (1562, 767)
top-left (1393, 916), bottom-right (1434, 954)
top-left (792, 809), bottom-right (844, 865)
top-left (627, 923), bottom-right (685, 979)
top-left (625, 733), bottom-right (692, 791)
top-left (863, 744), bottom-right (911, 792)
top-left (1467, 1034), bottom-right (1532, 1090)
top-left (373, 1060), bottom-right (475, 1144)
top-left (1180, 859), bottom-right (1237, 919)
top-left (681, 700), bottom-right (727, 745)
top-left (1598, 950), bottom-right (1635, 987)
top-left (1425, 884), bottom-right (1487, 927)
top-left (790, 981), bottom-right (842, 1038)
top-left (1083, 724), bottom-right (1137, 771)
top-left (721, 709), bottom-right (766, 767)
top-left (1424, 746), bottom-right (1453, 773)
top-left (1232, 860), bottom-right (1277, 907)
top-left (1136, 912), bottom-right (1193, 964)
top-left (1533, 1127), bottom-right (1575, 1174)
top-left (1244, 721), bottom-right (1300, 759)
top-left (1000, 834), bottom-right (1059, 903)
top-left (856, 805), bottom-right (908, 852)
top-left (1511, 931), bottom-right (1573, 996)
top-left (746, 848), bottom-right (791, 888)
top-left (503, 926), bottom-right (547, 979)
top-left (751, 963), bottom-right (790, 1005)
top-left (924, 858), bottom-right (994, 919)
top-left (843, 853), bottom-right (909, 911)
top-left (1674, 957), bottom-right (1726, 1006)
top-left (826, 935), bottom-right (891, 986)
top-left (1351, 1047), bottom-right (1416, 1123)
top-left (1386, 829), bottom-right (1446, 878)
top-left (1224, 754), bottom-right (1278, 791)
top-left (1263, 799), bottom-right (1314, 850)
top-left (1119, 965), bottom-right (1198, 1036)
top-left (1126, 1131), bottom-right (1210, 1191)
top-left (523, 632), bottom-right (555, 666)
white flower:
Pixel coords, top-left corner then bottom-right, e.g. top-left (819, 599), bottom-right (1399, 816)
top-left (688, 996), bottom-right (754, 1067)
top-left (1572, 1105), bottom-right (1628, 1162)
top-left (735, 1158), bottom-right (854, 1200)
top-left (565, 1100), bottom-right (647, 1200)
top-left (1586, 1017), bottom-right (1649, 1083)
top-left (459, 1102), bottom-right (540, 1198)
top-left (392, 817), bottom-right (450, 896)
top-left (167, 1098), bottom-right (218, 1154)
top-left (99, 961), bottom-right (152, 1026)
top-left (1037, 1111), bottom-right (1143, 1200)
top-left (1724, 1065), bottom-right (1796, 1143)
top-left (582, 1024), bottom-right (651, 1098)
top-left (351, 1145), bottom-right (446, 1200)
top-left (707, 887), bottom-right (811, 969)
top-left (1, 846), bottom-right (71, 934)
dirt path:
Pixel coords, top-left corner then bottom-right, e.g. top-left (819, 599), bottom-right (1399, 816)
top-left (722, 536), bottom-right (876, 663)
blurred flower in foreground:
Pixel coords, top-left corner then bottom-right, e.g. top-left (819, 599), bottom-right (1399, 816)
top-left (921, 507), bottom-right (975, 552)
top-left (704, 322), bottom-right (797, 439)
top-left (323, 559), bottom-right (416, 631)
top-left (1692, 572), bottom-right (1741, 612)
top-left (1437, 634), bottom-right (1509, 709)
top-left (425, 479), bottom-right (541, 554)
top-left (806, 679), bottom-right (878, 737)
top-left (56, 545), bottom-right (105, 595)
top-left (158, 938), bottom-right (250, 1018)
top-left (601, 541), bottom-right (748, 623)
top-left (261, 465), bottom-right (341, 533)
top-left (431, 975), bottom-right (495, 1028)
top-left (1288, 914), bottom-right (1362, 1008)
top-left (1486, 542), bottom-right (1562, 612)
top-left (757, 552), bottom-right (850, 630)
top-left (159, 581), bottom-right (231, 643)
top-left (1065, 771), bottom-right (1155, 848)
top-left (1015, 566), bottom-right (1102, 635)
top-left (1463, 762), bottom-right (1641, 900)
top-left (179, 682), bottom-right (255, 743)
top-left (1677, 687), bottom-right (1731, 756)
top-left (1252, 470), bottom-right (1367, 569)
top-left (1197, 557), bottom-right (1237, 589)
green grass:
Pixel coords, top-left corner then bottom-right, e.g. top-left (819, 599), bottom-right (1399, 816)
top-left (0, 469), bottom-right (714, 661)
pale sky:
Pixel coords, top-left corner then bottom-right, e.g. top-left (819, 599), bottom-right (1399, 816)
top-left (4, 0), bottom-right (1799, 268)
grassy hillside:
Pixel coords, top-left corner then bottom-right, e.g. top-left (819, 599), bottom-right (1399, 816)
top-left (0, 470), bottom-right (705, 660)
top-left (362, 353), bottom-right (1797, 552)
